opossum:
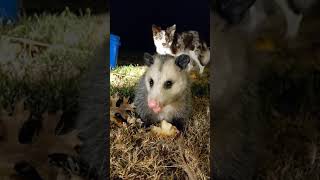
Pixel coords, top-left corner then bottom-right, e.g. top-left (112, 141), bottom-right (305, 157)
top-left (134, 53), bottom-right (192, 131)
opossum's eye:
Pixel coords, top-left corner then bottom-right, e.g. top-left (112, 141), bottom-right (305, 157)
top-left (164, 80), bottom-right (173, 89)
top-left (149, 79), bottom-right (154, 88)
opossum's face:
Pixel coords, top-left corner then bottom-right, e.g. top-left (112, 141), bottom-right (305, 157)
top-left (152, 24), bottom-right (176, 50)
top-left (143, 53), bottom-right (190, 114)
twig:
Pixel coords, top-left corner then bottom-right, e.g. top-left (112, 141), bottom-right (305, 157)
top-left (1, 35), bottom-right (50, 47)
top-left (177, 138), bottom-right (197, 180)
top-left (1, 35), bottom-right (91, 55)
top-left (111, 72), bottom-right (142, 78)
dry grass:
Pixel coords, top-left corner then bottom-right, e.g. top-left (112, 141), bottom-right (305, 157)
top-left (110, 66), bottom-right (210, 179)
top-left (0, 9), bottom-right (108, 116)
top-left (254, 42), bottom-right (320, 179)
top-left (257, 113), bottom-right (320, 180)
top-left (110, 98), bottom-right (210, 179)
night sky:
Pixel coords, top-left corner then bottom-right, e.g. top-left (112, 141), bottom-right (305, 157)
top-left (110, 0), bottom-right (210, 53)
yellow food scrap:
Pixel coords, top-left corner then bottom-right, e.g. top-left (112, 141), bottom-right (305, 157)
top-left (255, 37), bottom-right (276, 52)
top-left (151, 120), bottom-right (180, 137)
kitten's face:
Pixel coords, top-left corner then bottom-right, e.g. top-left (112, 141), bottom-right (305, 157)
top-left (152, 25), bottom-right (176, 51)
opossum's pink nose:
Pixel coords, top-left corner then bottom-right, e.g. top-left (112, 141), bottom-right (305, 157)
top-left (148, 100), bottom-right (158, 108)
top-left (148, 100), bottom-right (161, 113)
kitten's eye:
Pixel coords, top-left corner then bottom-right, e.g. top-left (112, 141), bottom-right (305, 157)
top-left (149, 79), bottom-right (154, 88)
top-left (164, 80), bottom-right (173, 89)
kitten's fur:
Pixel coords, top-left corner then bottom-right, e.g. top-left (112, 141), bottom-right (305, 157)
top-left (152, 24), bottom-right (210, 74)
top-left (248, 0), bottom-right (317, 38)
top-left (224, 0), bottom-right (317, 38)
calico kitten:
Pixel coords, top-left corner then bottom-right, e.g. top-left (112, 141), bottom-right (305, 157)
top-left (152, 24), bottom-right (210, 74)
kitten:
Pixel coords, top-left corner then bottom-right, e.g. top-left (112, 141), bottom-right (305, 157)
top-left (152, 24), bottom-right (210, 74)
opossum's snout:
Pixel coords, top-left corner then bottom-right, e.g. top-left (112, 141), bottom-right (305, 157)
top-left (148, 99), bottom-right (161, 113)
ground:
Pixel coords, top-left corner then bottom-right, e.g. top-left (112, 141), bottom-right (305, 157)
top-left (248, 11), bottom-right (320, 179)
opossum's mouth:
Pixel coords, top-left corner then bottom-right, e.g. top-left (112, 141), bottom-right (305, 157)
top-left (148, 99), bottom-right (163, 114)
top-left (151, 106), bottom-right (162, 113)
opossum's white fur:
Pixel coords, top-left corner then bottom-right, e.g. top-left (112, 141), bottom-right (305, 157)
top-left (134, 53), bottom-right (192, 130)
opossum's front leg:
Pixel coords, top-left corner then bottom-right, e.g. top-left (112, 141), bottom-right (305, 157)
top-left (141, 114), bottom-right (158, 128)
top-left (171, 118), bottom-right (186, 132)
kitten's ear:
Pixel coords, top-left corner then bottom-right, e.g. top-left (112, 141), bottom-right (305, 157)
top-left (166, 24), bottom-right (176, 36)
top-left (144, 52), bottom-right (154, 66)
top-left (152, 24), bottom-right (161, 34)
top-left (170, 24), bottom-right (176, 30)
top-left (175, 54), bottom-right (190, 70)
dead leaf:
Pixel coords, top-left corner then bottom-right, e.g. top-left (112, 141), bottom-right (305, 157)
top-left (110, 93), bottom-right (135, 126)
top-left (0, 99), bottom-right (83, 179)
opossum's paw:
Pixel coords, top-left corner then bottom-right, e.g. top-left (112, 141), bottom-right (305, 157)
top-left (142, 120), bottom-right (153, 129)
top-left (171, 118), bottom-right (186, 132)
top-left (151, 120), bottom-right (180, 138)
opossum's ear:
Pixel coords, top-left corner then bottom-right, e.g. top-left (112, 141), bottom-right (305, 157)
top-left (144, 53), bottom-right (154, 66)
top-left (175, 54), bottom-right (190, 70)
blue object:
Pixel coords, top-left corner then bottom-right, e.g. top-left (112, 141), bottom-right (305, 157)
top-left (0, 0), bottom-right (18, 23)
top-left (110, 34), bottom-right (121, 69)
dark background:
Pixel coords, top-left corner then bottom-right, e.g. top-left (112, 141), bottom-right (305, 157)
top-left (20, 0), bottom-right (109, 14)
top-left (110, 0), bottom-right (210, 53)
